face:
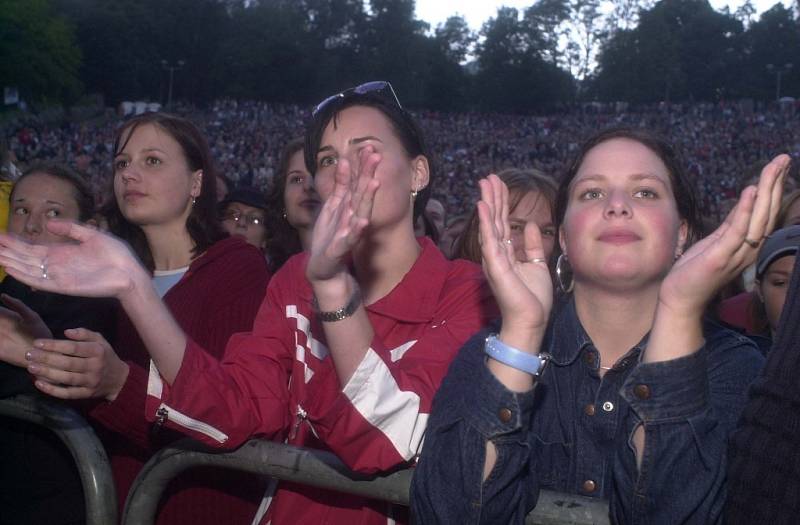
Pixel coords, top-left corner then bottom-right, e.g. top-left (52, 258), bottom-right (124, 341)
top-left (425, 199), bottom-right (446, 236)
top-left (758, 255), bottom-right (796, 334)
top-left (113, 123), bottom-right (202, 228)
top-left (509, 190), bottom-right (555, 263)
top-left (560, 138), bottom-right (687, 290)
top-left (221, 202), bottom-right (267, 249)
top-left (8, 173), bottom-right (82, 245)
top-left (313, 105), bottom-right (428, 232)
top-left (284, 150), bottom-right (320, 231)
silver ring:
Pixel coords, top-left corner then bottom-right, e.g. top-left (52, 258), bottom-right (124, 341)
top-left (743, 238), bottom-right (760, 249)
top-left (39, 263), bottom-right (48, 280)
top-left (529, 258), bottom-right (547, 264)
top-left (503, 238), bottom-right (512, 245)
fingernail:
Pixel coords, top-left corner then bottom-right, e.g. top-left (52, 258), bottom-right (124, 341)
top-left (27, 364), bottom-right (39, 373)
top-left (25, 351), bottom-right (33, 361)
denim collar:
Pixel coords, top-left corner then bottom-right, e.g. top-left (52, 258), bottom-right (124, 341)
top-left (545, 296), bottom-right (649, 367)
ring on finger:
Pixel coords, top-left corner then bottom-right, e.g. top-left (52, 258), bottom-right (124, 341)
top-left (743, 238), bottom-right (760, 249)
top-left (503, 238), bottom-right (512, 245)
top-left (529, 257), bottom-right (547, 264)
top-left (39, 263), bottom-right (48, 280)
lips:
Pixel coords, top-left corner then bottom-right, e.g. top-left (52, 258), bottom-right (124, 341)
top-left (597, 230), bottom-right (641, 244)
top-left (300, 198), bottom-right (320, 208)
top-left (123, 190), bottom-right (146, 201)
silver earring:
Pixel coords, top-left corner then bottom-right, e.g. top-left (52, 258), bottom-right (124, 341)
top-left (192, 197), bottom-right (196, 206)
top-left (410, 188), bottom-right (418, 199)
top-left (556, 254), bottom-right (574, 294)
top-left (282, 210), bottom-right (288, 220)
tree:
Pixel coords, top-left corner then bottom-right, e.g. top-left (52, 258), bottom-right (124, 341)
top-left (434, 15), bottom-right (475, 65)
top-left (0, 0), bottom-right (82, 104)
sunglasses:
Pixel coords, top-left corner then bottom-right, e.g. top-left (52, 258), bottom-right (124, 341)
top-left (312, 81), bottom-right (402, 117)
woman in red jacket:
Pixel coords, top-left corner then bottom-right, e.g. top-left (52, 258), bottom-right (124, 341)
top-left (0, 83), bottom-right (496, 524)
top-left (1, 113), bottom-right (271, 524)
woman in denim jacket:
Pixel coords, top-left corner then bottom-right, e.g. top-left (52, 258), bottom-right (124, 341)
top-left (411, 128), bottom-right (791, 524)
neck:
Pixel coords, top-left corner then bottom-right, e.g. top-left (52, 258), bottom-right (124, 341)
top-left (573, 282), bottom-right (661, 365)
top-left (297, 226), bottom-right (312, 251)
top-left (141, 223), bottom-right (196, 271)
top-left (352, 224), bottom-right (421, 305)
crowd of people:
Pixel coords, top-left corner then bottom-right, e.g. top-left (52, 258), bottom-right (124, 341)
top-left (0, 86), bottom-right (798, 525)
top-left (4, 99), bottom-right (800, 224)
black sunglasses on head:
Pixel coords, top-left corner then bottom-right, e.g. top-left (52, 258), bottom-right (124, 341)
top-left (312, 81), bottom-right (402, 117)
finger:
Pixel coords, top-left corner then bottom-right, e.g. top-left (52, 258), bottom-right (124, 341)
top-left (746, 155), bottom-right (789, 242)
top-left (719, 186), bottom-right (759, 265)
top-left (764, 154), bottom-right (790, 234)
top-left (1, 260), bottom-right (58, 293)
top-left (477, 201), bottom-right (511, 274)
top-left (28, 362), bottom-right (89, 386)
top-left (353, 151), bottom-right (381, 216)
top-left (354, 178), bottom-right (380, 226)
top-left (498, 178), bottom-right (513, 259)
top-left (522, 223), bottom-right (547, 264)
top-left (487, 174), bottom-right (505, 241)
top-left (32, 338), bottom-right (101, 358)
top-left (0, 235), bottom-right (48, 267)
top-left (478, 179), bottom-right (500, 243)
top-left (0, 305), bottom-right (23, 323)
top-left (0, 294), bottom-right (40, 324)
top-left (45, 220), bottom-right (96, 243)
top-left (34, 379), bottom-right (94, 400)
top-left (63, 327), bottom-right (107, 344)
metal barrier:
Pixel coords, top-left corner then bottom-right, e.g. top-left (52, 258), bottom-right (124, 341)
top-left (0, 394), bottom-right (118, 525)
top-left (123, 438), bottom-right (609, 525)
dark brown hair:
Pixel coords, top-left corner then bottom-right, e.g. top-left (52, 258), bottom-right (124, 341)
top-left (455, 168), bottom-right (557, 264)
top-left (105, 112), bottom-right (225, 271)
top-left (13, 162), bottom-right (95, 222)
top-left (264, 138), bottom-right (306, 273)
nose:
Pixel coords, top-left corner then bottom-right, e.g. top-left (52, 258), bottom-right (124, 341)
top-left (119, 166), bottom-right (139, 184)
top-left (24, 213), bottom-right (44, 236)
top-left (603, 189), bottom-right (632, 219)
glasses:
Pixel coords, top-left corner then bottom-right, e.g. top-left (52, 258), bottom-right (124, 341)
top-left (222, 210), bottom-right (265, 227)
top-left (312, 81), bottom-right (402, 117)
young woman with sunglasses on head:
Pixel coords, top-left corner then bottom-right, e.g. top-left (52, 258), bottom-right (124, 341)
top-left (0, 114), bottom-right (271, 525)
top-left (0, 84), bottom-right (497, 524)
top-left (411, 128), bottom-right (790, 524)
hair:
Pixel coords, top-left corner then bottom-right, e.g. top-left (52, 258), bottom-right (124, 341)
top-left (104, 112), bottom-right (225, 271)
top-left (555, 127), bottom-right (704, 249)
top-left (12, 162), bottom-right (95, 221)
top-left (304, 92), bottom-right (434, 222)
top-left (455, 168), bottom-right (558, 264)
top-left (264, 138), bottom-right (306, 273)
top-left (777, 189), bottom-right (800, 228)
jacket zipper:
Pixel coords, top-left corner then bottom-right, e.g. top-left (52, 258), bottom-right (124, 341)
top-left (153, 403), bottom-right (229, 444)
top-left (289, 405), bottom-right (319, 440)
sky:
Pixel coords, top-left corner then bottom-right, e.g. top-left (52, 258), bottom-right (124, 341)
top-left (415, 1), bottom-right (790, 31)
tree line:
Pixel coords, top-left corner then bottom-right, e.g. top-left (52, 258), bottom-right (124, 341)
top-left (1, 0), bottom-right (799, 113)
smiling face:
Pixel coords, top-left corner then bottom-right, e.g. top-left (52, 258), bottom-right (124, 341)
top-left (283, 150), bottom-right (320, 231)
top-left (8, 173), bottom-right (82, 245)
top-left (313, 105), bottom-right (428, 233)
top-left (560, 138), bottom-right (687, 291)
top-left (113, 123), bottom-right (202, 229)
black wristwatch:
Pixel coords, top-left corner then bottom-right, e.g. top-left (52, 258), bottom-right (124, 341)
top-left (312, 287), bottom-right (362, 322)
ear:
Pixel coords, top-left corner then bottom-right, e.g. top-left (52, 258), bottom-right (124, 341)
top-left (190, 169), bottom-right (203, 198)
top-left (410, 155), bottom-right (430, 193)
top-left (675, 219), bottom-right (689, 258)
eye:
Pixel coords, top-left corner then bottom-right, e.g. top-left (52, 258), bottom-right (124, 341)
top-left (769, 278), bottom-right (787, 287)
top-left (634, 189), bottom-right (658, 199)
top-left (13, 207), bottom-right (28, 216)
top-left (145, 156), bottom-right (162, 166)
top-left (45, 209), bottom-right (60, 218)
top-left (579, 189), bottom-right (604, 200)
top-left (541, 227), bottom-right (556, 238)
top-left (114, 159), bottom-right (129, 170)
top-left (509, 223), bottom-right (524, 233)
top-left (290, 175), bottom-right (305, 184)
top-left (318, 155), bottom-right (337, 168)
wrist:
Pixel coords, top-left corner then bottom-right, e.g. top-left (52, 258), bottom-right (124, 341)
top-left (105, 361), bottom-right (129, 402)
top-left (310, 272), bottom-right (354, 311)
top-left (498, 324), bottom-right (545, 355)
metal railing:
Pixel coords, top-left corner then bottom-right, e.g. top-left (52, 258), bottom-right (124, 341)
top-left (0, 394), bottom-right (118, 525)
top-left (123, 438), bottom-right (609, 525)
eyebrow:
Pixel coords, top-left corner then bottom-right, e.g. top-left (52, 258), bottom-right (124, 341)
top-left (317, 136), bottom-right (384, 155)
top-left (573, 173), bottom-right (668, 186)
top-left (12, 197), bottom-right (65, 205)
top-left (114, 147), bottom-right (167, 157)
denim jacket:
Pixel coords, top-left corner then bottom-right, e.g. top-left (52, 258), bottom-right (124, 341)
top-left (411, 298), bottom-right (764, 524)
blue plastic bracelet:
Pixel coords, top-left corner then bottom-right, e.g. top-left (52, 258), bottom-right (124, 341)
top-left (484, 334), bottom-right (547, 376)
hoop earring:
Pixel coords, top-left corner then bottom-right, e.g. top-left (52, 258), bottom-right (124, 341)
top-left (556, 254), bottom-right (574, 294)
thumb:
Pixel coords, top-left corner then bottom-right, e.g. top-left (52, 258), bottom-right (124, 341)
top-left (0, 294), bottom-right (40, 324)
top-left (45, 220), bottom-right (95, 243)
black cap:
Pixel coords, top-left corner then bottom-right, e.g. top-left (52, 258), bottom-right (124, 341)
top-left (218, 187), bottom-right (267, 211)
top-left (756, 225), bottom-right (800, 279)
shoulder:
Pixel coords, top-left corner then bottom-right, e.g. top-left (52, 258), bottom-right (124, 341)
top-left (702, 318), bottom-right (765, 375)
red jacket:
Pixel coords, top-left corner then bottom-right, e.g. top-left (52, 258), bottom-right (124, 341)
top-left (146, 238), bottom-right (498, 524)
top-left (88, 236), bottom-right (270, 525)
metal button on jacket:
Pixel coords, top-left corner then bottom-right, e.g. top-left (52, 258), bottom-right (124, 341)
top-left (633, 384), bottom-right (651, 400)
top-left (582, 479), bottom-right (597, 493)
top-left (498, 408), bottom-right (513, 423)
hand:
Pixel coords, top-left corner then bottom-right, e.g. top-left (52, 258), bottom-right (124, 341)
top-left (478, 175), bottom-right (553, 352)
top-left (0, 294), bottom-right (52, 367)
top-left (0, 220), bottom-right (146, 299)
top-left (26, 328), bottom-right (130, 402)
top-left (659, 154), bottom-right (790, 319)
top-left (306, 147), bottom-right (381, 285)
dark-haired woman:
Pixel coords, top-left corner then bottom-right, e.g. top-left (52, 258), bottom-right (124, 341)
top-left (1, 114), bottom-right (271, 524)
top-left (263, 137), bottom-right (320, 273)
top-left (411, 129), bottom-right (790, 524)
top-left (0, 163), bottom-right (115, 525)
top-left (0, 86), bottom-right (497, 524)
